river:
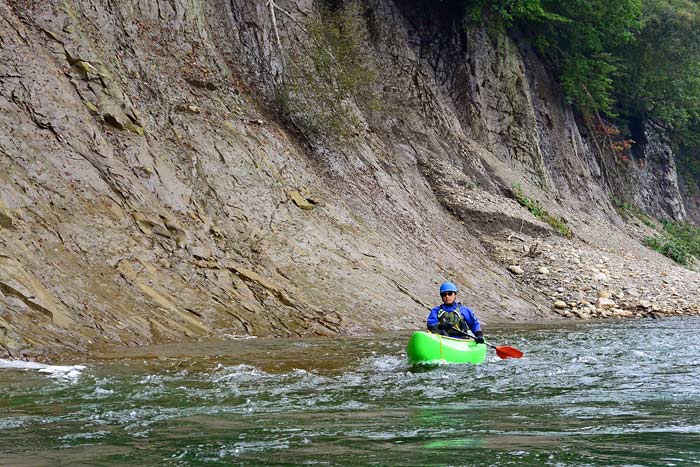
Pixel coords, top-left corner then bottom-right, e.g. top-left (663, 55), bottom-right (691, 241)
top-left (0, 317), bottom-right (698, 466)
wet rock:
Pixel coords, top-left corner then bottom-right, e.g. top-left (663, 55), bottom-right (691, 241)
top-left (553, 300), bottom-right (567, 309)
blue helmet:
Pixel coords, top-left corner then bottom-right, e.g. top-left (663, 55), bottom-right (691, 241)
top-left (439, 281), bottom-right (458, 294)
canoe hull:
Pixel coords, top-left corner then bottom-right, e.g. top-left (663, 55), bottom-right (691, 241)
top-left (406, 331), bottom-right (487, 365)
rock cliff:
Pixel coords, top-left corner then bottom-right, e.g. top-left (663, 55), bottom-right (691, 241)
top-left (1, 0), bottom-right (698, 360)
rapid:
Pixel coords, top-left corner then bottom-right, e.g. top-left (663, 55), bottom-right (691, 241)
top-left (1, 318), bottom-right (698, 466)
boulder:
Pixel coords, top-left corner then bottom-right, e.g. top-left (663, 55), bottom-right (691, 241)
top-left (596, 297), bottom-right (616, 309)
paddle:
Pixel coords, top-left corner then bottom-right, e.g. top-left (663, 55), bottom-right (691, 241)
top-left (451, 327), bottom-right (523, 359)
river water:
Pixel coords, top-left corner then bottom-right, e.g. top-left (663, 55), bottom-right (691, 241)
top-left (0, 318), bottom-right (698, 466)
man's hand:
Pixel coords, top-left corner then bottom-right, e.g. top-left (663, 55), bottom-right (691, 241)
top-left (474, 331), bottom-right (485, 344)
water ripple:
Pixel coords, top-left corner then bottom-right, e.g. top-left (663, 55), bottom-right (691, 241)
top-left (0, 318), bottom-right (698, 466)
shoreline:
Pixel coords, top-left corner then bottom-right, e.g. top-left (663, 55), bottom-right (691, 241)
top-left (4, 313), bottom-right (699, 365)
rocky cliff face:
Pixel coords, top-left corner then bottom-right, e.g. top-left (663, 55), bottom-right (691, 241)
top-left (0, 0), bottom-right (696, 360)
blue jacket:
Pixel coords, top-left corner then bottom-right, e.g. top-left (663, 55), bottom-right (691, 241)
top-left (427, 302), bottom-right (481, 337)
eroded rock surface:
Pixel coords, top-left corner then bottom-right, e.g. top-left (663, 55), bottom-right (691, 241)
top-left (1, 0), bottom-right (698, 360)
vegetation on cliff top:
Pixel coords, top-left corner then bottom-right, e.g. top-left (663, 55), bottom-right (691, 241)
top-left (466, 0), bottom-right (700, 152)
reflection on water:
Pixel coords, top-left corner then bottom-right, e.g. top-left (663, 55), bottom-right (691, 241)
top-left (0, 318), bottom-right (699, 466)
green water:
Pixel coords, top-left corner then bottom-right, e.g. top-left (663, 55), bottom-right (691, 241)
top-left (1, 318), bottom-right (699, 466)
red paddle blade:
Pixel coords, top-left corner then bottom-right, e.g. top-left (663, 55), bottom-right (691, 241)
top-left (495, 346), bottom-right (523, 359)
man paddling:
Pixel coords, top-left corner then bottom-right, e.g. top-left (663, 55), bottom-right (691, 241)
top-left (427, 281), bottom-right (485, 343)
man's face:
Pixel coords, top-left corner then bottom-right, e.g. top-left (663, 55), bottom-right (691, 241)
top-left (441, 291), bottom-right (456, 305)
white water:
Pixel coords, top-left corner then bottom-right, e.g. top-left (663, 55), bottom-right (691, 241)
top-left (0, 359), bottom-right (85, 381)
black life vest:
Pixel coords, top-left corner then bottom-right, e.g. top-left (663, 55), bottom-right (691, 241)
top-left (437, 305), bottom-right (467, 337)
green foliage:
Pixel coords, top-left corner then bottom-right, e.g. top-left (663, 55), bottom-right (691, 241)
top-left (616, 0), bottom-right (700, 131)
top-left (277, 3), bottom-right (378, 141)
top-left (644, 220), bottom-right (700, 266)
top-left (465, 0), bottom-right (642, 115)
top-left (542, 0), bottom-right (642, 116)
top-left (465, 0), bottom-right (565, 26)
top-left (613, 199), bottom-right (656, 227)
top-left (560, 54), bottom-right (617, 114)
top-left (513, 185), bottom-right (573, 238)
top-left (464, 0), bottom-right (700, 184)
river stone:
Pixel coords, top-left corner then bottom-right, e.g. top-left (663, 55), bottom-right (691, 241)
top-left (537, 266), bottom-right (549, 274)
top-left (574, 310), bottom-right (590, 319)
top-left (596, 297), bottom-right (615, 308)
top-left (592, 273), bottom-right (608, 282)
top-left (553, 300), bottom-right (567, 309)
top-left (598, 290), bottom-right (611, 299)
top-left (508, 265), bottom-right (524, 275)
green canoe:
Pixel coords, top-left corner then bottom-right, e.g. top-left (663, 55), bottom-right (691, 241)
top-left (406, 331), bottom-right (487, 365)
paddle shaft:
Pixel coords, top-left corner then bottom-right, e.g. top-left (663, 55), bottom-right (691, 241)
top-left (450, 326), bottom-right (523, 359)
top-left (451, 327), bottom-right (488, 346)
